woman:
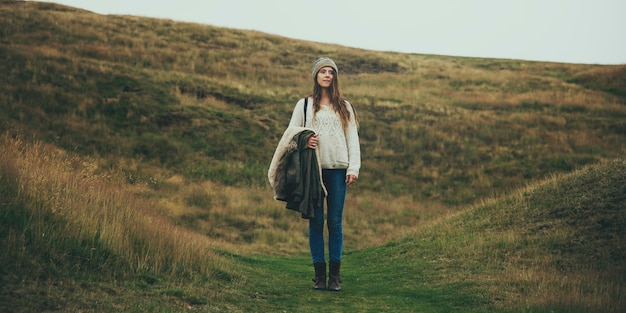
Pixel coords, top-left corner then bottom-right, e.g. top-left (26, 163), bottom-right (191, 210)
top-left (288, 57), bottom-right (361, 291)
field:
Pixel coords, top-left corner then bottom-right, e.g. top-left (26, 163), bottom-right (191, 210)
top-left (1, 1), bottom-right (625, 312)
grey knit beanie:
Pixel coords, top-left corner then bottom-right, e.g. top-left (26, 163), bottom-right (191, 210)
top-left (311, 57), bottom-right (338, 80)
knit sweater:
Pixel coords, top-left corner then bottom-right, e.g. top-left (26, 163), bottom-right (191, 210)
top-left (288, 97), bottom-right (361, 178)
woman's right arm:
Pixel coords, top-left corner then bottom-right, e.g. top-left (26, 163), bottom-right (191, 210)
top-left (288, 98), bottom-right (305, 127)
top-left (288, 98), bottom-right (318, 149)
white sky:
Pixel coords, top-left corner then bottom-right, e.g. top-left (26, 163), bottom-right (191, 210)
top-left (39, 0), bottom-right (626, 65)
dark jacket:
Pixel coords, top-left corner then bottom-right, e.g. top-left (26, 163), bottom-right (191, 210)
top-left (268, 127), bottom-right (326, 219)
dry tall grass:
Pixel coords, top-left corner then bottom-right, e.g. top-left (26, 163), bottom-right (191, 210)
top-left (0, 133), bottom-right (233, 278)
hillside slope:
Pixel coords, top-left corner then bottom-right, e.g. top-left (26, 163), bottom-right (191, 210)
top-left (369, 158), bottom-right (626, 312)
top-left (1, 1), bottom-right (625, 210)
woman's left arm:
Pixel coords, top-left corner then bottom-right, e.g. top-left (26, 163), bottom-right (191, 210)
top-left (345, 101), bottom-right (361, 183)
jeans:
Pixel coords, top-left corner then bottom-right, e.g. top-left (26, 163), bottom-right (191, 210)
top-left (309, 169), bottom-right (347, 264)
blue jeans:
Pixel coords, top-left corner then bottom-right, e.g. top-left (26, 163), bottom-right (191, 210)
top-left (309, 169), bottom-right (347, 264)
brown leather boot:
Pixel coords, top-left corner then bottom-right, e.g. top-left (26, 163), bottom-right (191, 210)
top-left (312, 262), bottom-right (326, 290)
top-left (327, 261), bottom-right (341, 291)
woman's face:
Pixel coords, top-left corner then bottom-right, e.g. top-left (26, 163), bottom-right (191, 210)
top-left (316, 66), bottom-right (334, 88)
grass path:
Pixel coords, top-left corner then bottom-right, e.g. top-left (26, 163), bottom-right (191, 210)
top-left (217, 250), bottom-right (498, 313)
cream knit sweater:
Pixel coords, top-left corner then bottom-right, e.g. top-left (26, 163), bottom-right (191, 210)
top-left (288, 97), bottom-right (361, 178)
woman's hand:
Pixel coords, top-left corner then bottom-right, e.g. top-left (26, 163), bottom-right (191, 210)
top-left (346, 174), bottom-right (357, 186)
top-left (307, 134), bottom-right (319, 149)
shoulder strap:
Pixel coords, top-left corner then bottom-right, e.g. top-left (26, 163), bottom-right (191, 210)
top-left (303, 97), bottom-right (308, 127)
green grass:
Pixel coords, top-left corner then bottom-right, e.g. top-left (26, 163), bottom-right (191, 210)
top-left (207, 252), bottom-right (495, 313)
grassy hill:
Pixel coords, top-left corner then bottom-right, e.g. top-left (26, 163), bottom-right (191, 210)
top-left (2, 123), bottom-right (624, 312)
top-left (1, 1), bottom-right (625, 312)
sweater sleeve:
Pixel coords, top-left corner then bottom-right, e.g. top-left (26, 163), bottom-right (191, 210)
top-left (288, 98), bottom-right (307, 128)
top-left (345, 101), bottom-right (361, 178)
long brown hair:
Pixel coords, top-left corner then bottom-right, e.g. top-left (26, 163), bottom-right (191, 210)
top-left (311, 72), bottom-right (358, 129)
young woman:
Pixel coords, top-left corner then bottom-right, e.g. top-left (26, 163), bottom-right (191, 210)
top-left (288, 57), bottom-right (361, 291)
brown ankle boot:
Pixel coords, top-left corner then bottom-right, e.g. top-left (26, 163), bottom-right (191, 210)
top-left (327, 261), bottom-right (341, 291)
top-left (312, 262), bottom-right (326, 290)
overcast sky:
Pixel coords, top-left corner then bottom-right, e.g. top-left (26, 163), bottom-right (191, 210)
top-left (40, 0), bottom-right (625, 65)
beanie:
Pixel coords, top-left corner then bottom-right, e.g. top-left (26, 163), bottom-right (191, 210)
top-left (311, 57), bottom-right (338, 80)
